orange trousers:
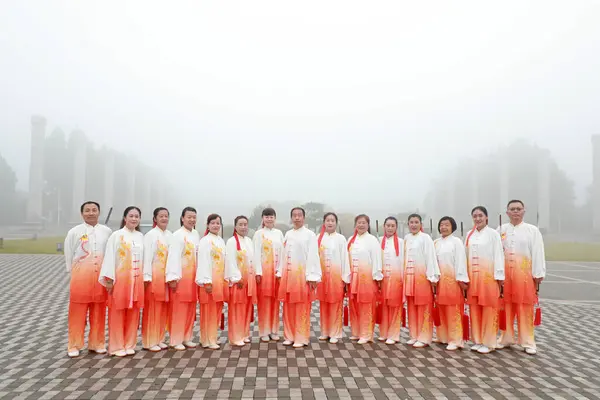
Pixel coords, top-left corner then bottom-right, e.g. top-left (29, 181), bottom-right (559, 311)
top-left (349, 297), bottom-right (375, 341)
top-left (407, 297), bottom-right (433, 344)
top-left (257, 295), bottom-right (280, 337)
top-left (200, 301), bottom-right (223, 347)
top-left (379, 305), bottom-right (402, 342)
top-left (108, 305), bottom-right (140, 354)
top-left (498, 303), bottom-right (535, 349)
top-left (436, 304), bottom-right (464, 347)
top-left (141, 288), bottom-right (168, 349)
top-left (168, 299), bottom-right (196, 346)
top-left (283, 299), bottom-right (312, 345)
top-left (228, 301), bottom-right (253, 344)
top-left (470, 304), bottom-right (498, 348)
top-left (67, 301), bottom-right (106, 352)
top-left (319, 301), bottom-right (343, 339)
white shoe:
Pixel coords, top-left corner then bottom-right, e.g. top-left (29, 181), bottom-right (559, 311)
top-left (477, 346), bottom-right (491, 354)
top-left (406, 339), bottom-right (417, 345)
top-left (208, 344), bottom-right (220, 350)
top-left (148, 345), bottom-right (161, 352)
top-left (329, 338), bottom-right (339, 344)
top-left (158, 342), bottom-right (168, 350)
top-left (269, 334), bottom-right (280, 341)
top-left (125, 349), bottom-right (135, 356)
top-left (413, 341), bottom-right (427, 348)
top-left (173, 344), bottom-right (186, 351)
top-left (113, 350), bottom-right (127, 357)
top-left (183, 341), bottom-right (197, 348)
top-left (244, 338), bottom-right (251, 343)
top-left (385, 339), bottom-right (396, 345)
top-left (90, 348), bottom-right (107, 354)
top-left (446, 344), bottom-right (458, 351)
top-left (378, 337), bottom-right (387, 342)
top-left (470, 344), bottom-right (482, 352)
top-left (357, 338), bottom-right (370, 345)
top-left (282, 340), bottom-right (293, 346)
top-left (231, 341), bottom-right (245, 347)
top-left (318, 336), bottom-right (329, 341)
top-left (525, 347), bottom-right (537, 355)
top-left (67, 350), bottom-right (80, 358)
top-left (260, 336), bottom-right (271, 342)
top-left (496, 343), bottom-right (505, 350)
top-left (349, 336), bottom-right (359, 341)
top-left (292, 342), bottom-right (305, 348)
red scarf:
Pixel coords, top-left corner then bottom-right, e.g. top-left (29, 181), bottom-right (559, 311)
top-left (317, 224), bottom-right (326, 248)
top-left (347, 229), bottom-right (359, 250)
top-left (204, 228), bottom-right (209, 236)
top-left (381, 233), bottom-right (400, 256)
top-left (152, 221), bottom-right (157, 228)
top-left (233, 231), bottom-right (241, 251)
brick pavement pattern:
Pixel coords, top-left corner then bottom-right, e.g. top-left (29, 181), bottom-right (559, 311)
top-left (0, 254), bottom-right (599, 400)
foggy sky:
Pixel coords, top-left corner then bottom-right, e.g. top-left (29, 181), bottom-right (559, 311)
top-left (1, 0), bottom-right (599, 212)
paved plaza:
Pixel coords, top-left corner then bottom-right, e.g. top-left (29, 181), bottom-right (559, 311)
top-left (0, 255), bottom-right (599, 400)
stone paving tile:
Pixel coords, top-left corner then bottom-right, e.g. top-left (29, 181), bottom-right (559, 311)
top-left (1, 255), bottom-right (599, 399)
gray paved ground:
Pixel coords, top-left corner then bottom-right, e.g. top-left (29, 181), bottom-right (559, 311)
top-left (0, 255), bottom-right (599, 400)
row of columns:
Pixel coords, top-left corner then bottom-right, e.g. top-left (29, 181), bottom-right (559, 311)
top-left (26, 115), bottom-right (166, 224)
top-left (436, 152), bottom-right (552, 230)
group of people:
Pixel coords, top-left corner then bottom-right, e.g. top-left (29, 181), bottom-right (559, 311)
top-left (64, 199), bottom-right (546, 358)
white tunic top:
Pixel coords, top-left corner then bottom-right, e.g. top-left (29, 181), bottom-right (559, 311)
top-left (64, 223), bottom-right (112, 272)
top-left (348, 232), bottom-right (384, 281)
top-left (225, 234), bottom-right (254, 283)
top-left (165, 227), bottom-right (201, 283)
top-left (142, 226), bottom-right (173, 282)
top-left (498, 222), bottom-right (546, 278)
top-left (99, 227), bottom-right (144, 285)
top-left (433, 235), bottom-right (469, 282)
top-left (278, 226), bottom-right (322, 282)
top-left (465, 226), bottom-right (505, 280)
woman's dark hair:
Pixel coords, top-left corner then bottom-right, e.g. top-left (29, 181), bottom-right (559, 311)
top-left (438, 216), bottom-right (457, 233)
top-left (384, 216), bottom-right (398, 226)
top-left (407, 213), bottom-right (422, 223)
top-left (471, 206), bottom-right (488, 217)
top-left (234, 215), bottom-right (248, 226)
top-left (80, 201), bottom-right (100, 213)
top-left (262, 207), bottom-right (276, 217)
top-left (180, 206), bottom-right (197, 226)
top-left (354, 214), bottom-right (371, 234)
top-left (120, 206), bottom-right (141, 231)
top-left (290, 207), bottom-right (305, 217)
top-left (323, 212), bottom-right (338, 223)
top-left (153, 207), bottom-right (169, 222)
top-left (206, 213), bottom-right (222, 225)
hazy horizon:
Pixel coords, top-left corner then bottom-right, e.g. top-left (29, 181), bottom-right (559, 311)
top-left (2, 1), bottom-right (599, 214)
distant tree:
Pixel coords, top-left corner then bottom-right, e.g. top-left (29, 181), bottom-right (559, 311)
top-left (43, 128), bottom-right (71, 222)
top-left (338, 213), bottom-right (355, 237)
top-left (275, 222), bottom-right (291, 233)
top-left (248, 203), bottom-right (272, 230)
top-left (0, 153), bottom-right (18, 224)
top-left (300, 201), bottom-right (327, 230)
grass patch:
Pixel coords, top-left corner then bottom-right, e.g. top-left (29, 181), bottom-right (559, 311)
top-left (0, 236), bottom-right (64, 255)
top-left (545, 242), bottom-right (600, 262)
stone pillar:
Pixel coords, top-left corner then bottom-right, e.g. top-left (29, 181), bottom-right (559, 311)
top-left (537, 150), bottom-right (550, 231)
top-left (126, 158), bottom-right (136, 206)
top-left (27, 115), bottom-right (46, 222)
top-left (71, 130), bottom-right (87, 221)
top-left (103, 149), bottom-right (115, 210)
top-left (592, 135), bottom-right (600, 234)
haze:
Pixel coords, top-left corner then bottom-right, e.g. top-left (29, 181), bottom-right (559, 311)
top-left (1, 1), bottom-right (599, 223)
